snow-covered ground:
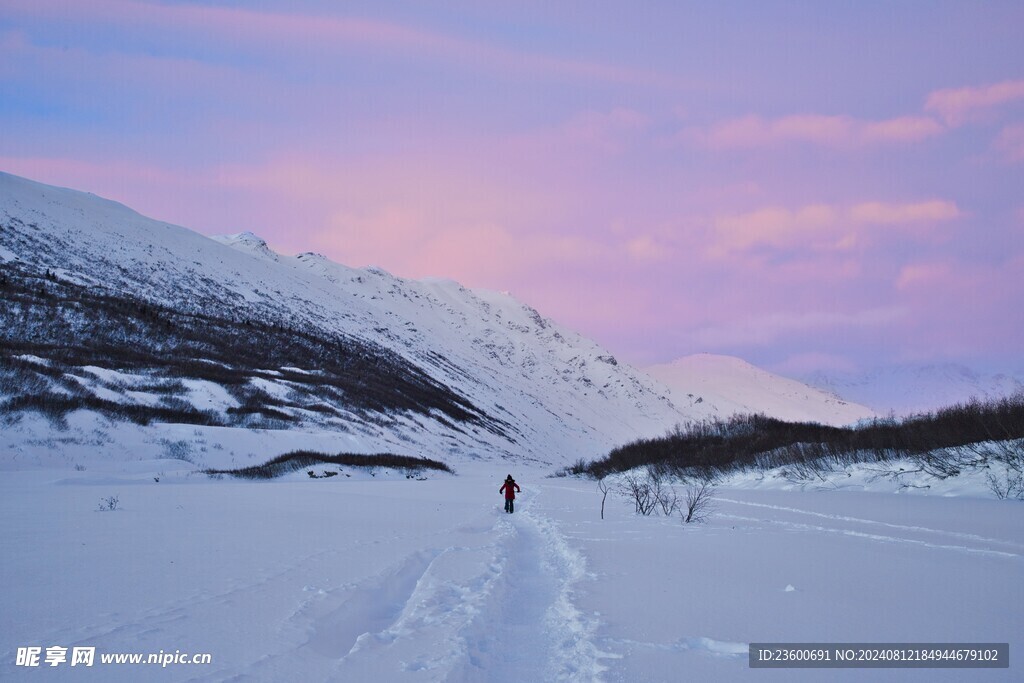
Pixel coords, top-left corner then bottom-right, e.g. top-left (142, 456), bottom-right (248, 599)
top-left (1, 459), bottom-right (1020, 682)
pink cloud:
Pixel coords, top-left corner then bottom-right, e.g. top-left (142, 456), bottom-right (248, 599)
top-left (710, 200), bottom-right (960, 256)
top-left (993, 123), bottom-right (1024, 162)
top-left (624, 235), bottom-right (674, 262)
top-left (925, 79), bottom-right (1024, 126)
top-left (860, 116), bottom-right (946, 143)
top-left (891, 256), bottom-right (1024, 359)
top-left (201, 152), bottom-right (617, 282)
top-left (848, 200), bottom-right (962, 225)
top-left (895, 262), bottom-right (952, 290)
top-left (688, 113), bottom-right (943, 150)
top-left (683, 78), bottom-right (1024, 153)
top-left (711, 204), bottom-right (837, 254)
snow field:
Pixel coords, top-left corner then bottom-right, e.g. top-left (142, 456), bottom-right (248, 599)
top-left (1, 461), bottom-right (1021, 682)
top-left (0, 464), bottom-right (606, 682)
top-left (531, 478), bottom-right (1023, 682)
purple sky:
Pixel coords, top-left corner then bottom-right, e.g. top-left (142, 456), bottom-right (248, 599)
top-left (2, 1), bottom-right (1022, 374)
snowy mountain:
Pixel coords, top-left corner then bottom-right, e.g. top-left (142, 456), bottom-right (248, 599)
top-left (1, 172), bottom-right (891, 471)
top-left (0, 171), bottom-right (696, 467)
top-left (646, 354), bottom-right (875, 426)
top-left (802, 363), bottom-right (1024, 416)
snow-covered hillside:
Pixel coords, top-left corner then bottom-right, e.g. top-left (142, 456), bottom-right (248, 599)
top-left (647, 354), bottom-right (875, 427)
top-left (803, 364), bottom-right (1024, 417)
top-left (1, 171), bottom-right (692, 467)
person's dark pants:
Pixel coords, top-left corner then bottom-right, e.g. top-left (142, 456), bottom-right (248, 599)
top-left (504, 499), bottom-right (514, 513)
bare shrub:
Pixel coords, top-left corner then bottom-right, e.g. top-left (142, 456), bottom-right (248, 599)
top-left (620, 472), bottom-right (658, 515)
top-left (597, 477), bottom-right (609, 519)
top-left (204, 450), bottom-right (453, 479)
top-left (986, 462), bottom-right (1024, 500)
top-left (993, 439), bottom-right (1024, 500)
top-left (159, 438), bottom-right (194, 463)
top-left (97, 495), bottom-right (119, 511)
top-left (680, 479), bottom-right (716, 524)
top-left (647, 466), bottom-right (680, 515)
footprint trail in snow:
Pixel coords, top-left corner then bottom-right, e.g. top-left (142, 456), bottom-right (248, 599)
top-left (328, 486), bottom-right (607, 682)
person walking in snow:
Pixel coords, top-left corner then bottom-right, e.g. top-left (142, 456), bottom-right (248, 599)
top-left (500, 474), bottom-right (520, 513)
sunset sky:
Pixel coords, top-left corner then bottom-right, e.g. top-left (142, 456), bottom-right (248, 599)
top-left (2, 1), bottom-right (1022, 374)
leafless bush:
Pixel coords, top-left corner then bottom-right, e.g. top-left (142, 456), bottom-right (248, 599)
top-left (159, 438), bottom-right (194, 463)
top-left (982, 439), bottom-right (1024, 499)
top-left (909, 446), bottom-right (986, 479)
top-left (681, 480), bottom-right (716, 523)
top-left (97, 495), bottom-right (119, 511)
top-left (620, 472), bottom-right (658, 515)
top-left (618, 468), bottom-right (684, 517)
top-left (986, 465), bottom-right (1024, 500)
top-left (647, 466), bottom-right (680, 515)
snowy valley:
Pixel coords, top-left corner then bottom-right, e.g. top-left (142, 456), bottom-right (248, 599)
top-left (1, 172), bottom-right (1022, 682)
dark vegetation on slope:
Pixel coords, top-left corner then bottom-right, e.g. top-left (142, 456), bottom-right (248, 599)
top-left (0, 259), bottom-right (488, 430)
top-left (580, 394), bottom-right (1024, 482)
top-left (203, 450), bottom-right (453, 479)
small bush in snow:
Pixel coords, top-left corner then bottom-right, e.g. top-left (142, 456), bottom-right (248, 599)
top-left (617, 468), bottom-right (715, 522)
top-left (159, 438), bottom-right (194, 463)
top-left (986, 464), bottom-right (1024, 500)
top-left (620, 472), bottom-right (658, 515)
top-left (97, 495), bottom-right (119, 511)
top-left (597, 477), bottom-right (610, 520)
top-left (681, 480), bottom-right (716, 523)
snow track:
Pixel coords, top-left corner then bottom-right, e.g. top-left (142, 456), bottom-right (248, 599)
top-left (452, 491), bottom-right (607, 682)
top-left (717, 496), bottom-right (1024, 559)
top-left (327, 487), bottom-right (607, 681)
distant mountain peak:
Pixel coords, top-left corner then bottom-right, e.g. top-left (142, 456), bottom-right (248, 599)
top-left (647, 354), bottom-right (875, 426)
top-left (211, 231), bottom-right (279, 261)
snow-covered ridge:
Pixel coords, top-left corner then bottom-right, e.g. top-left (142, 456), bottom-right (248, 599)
top-left (646, 353), bottom-right (875, 426)
top-left (2, 171), bottom-right (880, 469)
top-left (0, 171), bottom-right (690, 465)
top-left (211, 231), bottom-right (280, 262)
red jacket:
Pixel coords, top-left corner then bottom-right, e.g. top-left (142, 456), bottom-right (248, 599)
top-left (500, 480), bottom-right (520, 500)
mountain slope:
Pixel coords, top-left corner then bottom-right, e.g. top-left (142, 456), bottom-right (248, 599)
top-left (646, 354), bottom-right (875, 426)
top-left (0, 171), bottom-right (689, 466)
